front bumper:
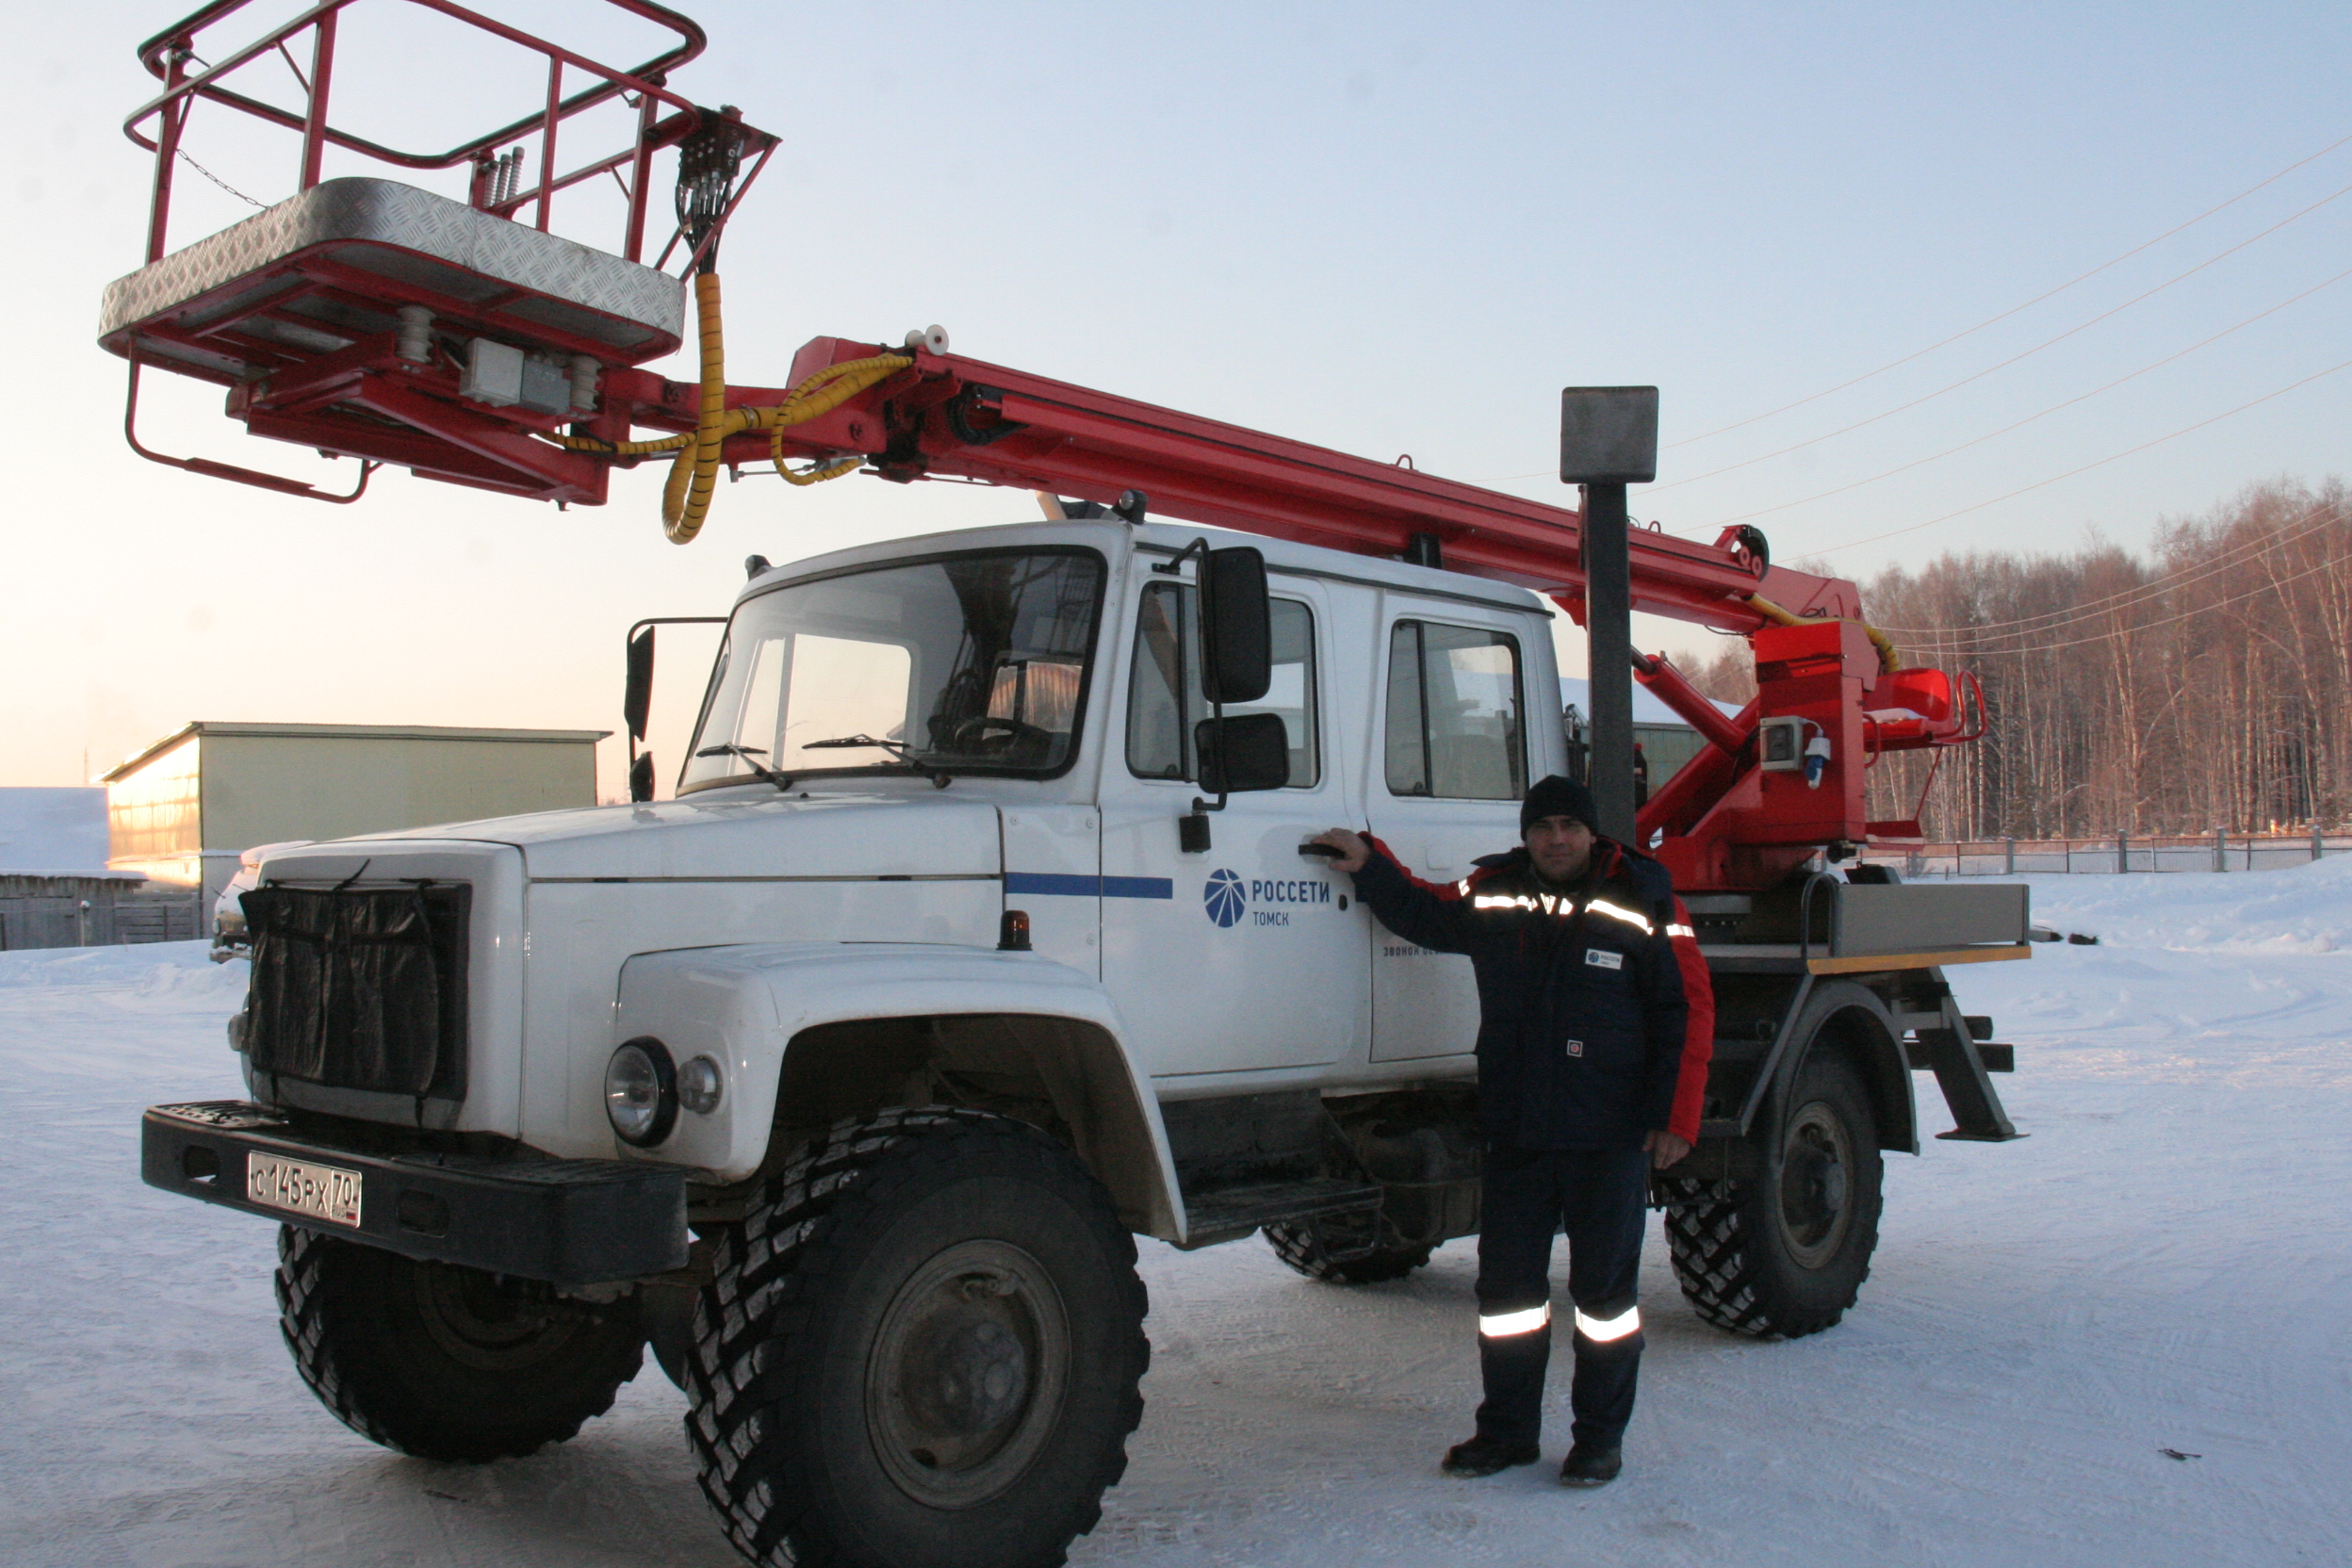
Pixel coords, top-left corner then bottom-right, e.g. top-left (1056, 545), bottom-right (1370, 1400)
top-left (142, 1101), bottom-right (687, 1286)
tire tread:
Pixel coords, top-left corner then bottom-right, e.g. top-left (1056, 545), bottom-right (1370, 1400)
top-left (274, 1226), bottom-right (639, 1461)
top-left (684, 1107), bottom-right (1149, 1568)
top-left (1261, 1223), bottom-right (1434, 1284)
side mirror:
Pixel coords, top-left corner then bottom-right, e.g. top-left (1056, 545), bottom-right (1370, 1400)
top-left (624, 624), bottom-right (655, 743)
top-left (1195, 712), bottom-right (1290, 794)
top-left (1198, 547), bottom-right (1271, 705)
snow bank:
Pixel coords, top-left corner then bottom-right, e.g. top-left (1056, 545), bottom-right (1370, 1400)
top-left (2013, 850), bottom-right (2352, 955)
top-left (0, 939), bottom-right (247, 1008)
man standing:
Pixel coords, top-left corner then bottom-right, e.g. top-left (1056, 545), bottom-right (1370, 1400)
top-left (1315, 775), bottom-right (1712, 1487)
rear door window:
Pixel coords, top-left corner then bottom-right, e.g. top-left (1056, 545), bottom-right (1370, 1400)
top-left (1384, 620), bottom-right (1525, 799)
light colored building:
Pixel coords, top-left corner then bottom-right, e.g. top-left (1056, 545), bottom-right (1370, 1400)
top-left (104, 722), bottom-right (609, 906)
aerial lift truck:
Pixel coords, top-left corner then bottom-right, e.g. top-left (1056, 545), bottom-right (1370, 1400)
top-left (113, 7), bottom-right (2027, 1566)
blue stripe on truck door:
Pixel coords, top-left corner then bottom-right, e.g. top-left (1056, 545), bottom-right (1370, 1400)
top-left (1004, 873), bottom-right (1173, 899)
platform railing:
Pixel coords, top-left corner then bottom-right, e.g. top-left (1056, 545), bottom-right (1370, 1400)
top-left (124, 0), bottom-right (710, 265)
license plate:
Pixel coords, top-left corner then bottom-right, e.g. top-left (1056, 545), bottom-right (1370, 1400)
top-left (246, 1152), bottom-right (364, 1229)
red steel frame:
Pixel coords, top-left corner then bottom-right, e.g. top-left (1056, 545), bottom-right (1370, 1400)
top-left (110, 3), bottom-right (1981, 890)
top-left (126, 0), bottom-right (710, 263)
top-left (115, 1), bottom-right (743, 504)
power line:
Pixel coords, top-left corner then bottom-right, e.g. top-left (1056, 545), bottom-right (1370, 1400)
top-left (1875, 500), bottom-right (2347, 637)
top-left (1882, 502), bottom-right (2344, 645)
top-left (1659, 127), bottom-right (2352, 450)
top-left (1805, 356), bottom-right (2352, 558)
top-left (1701, 267), bottom-right (2352, 530)
top-left (1637, 177), bottom-right (2352, 497)
top-left (1904, 550), bottom-right (2346, 657)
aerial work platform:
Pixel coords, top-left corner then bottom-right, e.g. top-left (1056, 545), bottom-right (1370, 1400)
top-left (106, 0), bottom-right (743, 503)
top-left (99, 175), bottom-right (686, 384)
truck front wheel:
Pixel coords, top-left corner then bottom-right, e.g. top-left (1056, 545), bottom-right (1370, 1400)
top-left (274, 1227), bottom-right (645, 1461)
top-left (1661, 1051), bottom-right (1884, 1338)
top-left (685, 1108), bottom-right (1150, 1568)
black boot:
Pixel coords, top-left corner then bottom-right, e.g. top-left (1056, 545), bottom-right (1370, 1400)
top-left (1441, 1434), bottom-right (1542, 1478)
top-left (1559, 1444), bottom-right (1623, 1487)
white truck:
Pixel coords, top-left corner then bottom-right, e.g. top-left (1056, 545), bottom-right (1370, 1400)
top-left (144, 512), bottom-right (2025, 1568)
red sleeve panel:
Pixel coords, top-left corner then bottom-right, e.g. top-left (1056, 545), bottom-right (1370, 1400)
top-left (1665, 895), bottom-right (1715, 1145)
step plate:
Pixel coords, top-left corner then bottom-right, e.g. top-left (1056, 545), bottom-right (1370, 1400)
top-left (1181, 1178), bottom-right (1383, 1248)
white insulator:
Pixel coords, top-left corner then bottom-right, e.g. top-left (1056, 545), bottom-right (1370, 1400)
top-left (569, 353), bottom-right (600, 412)
top-left (395, 305), bottom-right (434, 364)
top-left (905, 324), bottom-right (951, 355)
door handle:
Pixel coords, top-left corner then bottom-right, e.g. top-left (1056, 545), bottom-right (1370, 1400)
top-left (1298, 841), bottom-right (1344, 859)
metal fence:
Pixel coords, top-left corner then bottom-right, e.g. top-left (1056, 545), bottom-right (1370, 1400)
top-left (1862, 829), bottom-right (2349, 877)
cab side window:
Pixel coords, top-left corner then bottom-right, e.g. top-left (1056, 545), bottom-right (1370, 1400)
top-left (1385, 620), bottom-right (1525, 799)
top-left (1126, 583), bottom-right (1320, 787)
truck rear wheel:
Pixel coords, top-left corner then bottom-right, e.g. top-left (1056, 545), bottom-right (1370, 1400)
top-left (274, 1226), bottom-right (645, 1462)
top-left (685, 1108), bottom-right (1149, 1568)
top-left (1661, 1051), bottom-right (1883, 1338)
top-left (1262, 1222), bottom-right (1434, 1283)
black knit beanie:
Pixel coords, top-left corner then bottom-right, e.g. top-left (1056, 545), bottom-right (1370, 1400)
top-left (1520, 775), bottom-right (1598, 838)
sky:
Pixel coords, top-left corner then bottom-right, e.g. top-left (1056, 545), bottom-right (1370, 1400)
top-left (5, 1), bottom-right (2346, 797)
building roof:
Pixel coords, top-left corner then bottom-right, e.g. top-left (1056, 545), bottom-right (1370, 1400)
top-left (1559, 677), bottom-right (1741, 728)
top-left (102, 722), bottom-right (612, 782)
top-left (0, 787), bottom-right (113, 874)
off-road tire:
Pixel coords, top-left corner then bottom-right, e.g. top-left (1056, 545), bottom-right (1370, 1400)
top-left (685, 1107), bottom-right (1150, 1568)
top-left (274, 1226), bottom-right (645, 1462)
top-left (1661, 1051), bottom-right (1883, 1338)
top-left (1262, 1222), bottom-right (1434, 1283)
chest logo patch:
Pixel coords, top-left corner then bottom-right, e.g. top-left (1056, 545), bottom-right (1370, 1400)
top-left (1564, 1038), bottom-right (1584, 1057)
top-left (1585, 948), bottom-right (1624, 971)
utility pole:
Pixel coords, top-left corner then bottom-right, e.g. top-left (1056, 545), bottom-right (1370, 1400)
top-left (1560, 387), bottom-right (1658, 844)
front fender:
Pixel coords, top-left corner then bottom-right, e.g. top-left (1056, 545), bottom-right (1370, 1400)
top-left (611, 943), bottom-right (1181, 1225)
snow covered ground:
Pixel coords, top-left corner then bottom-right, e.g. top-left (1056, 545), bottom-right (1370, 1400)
top-left (3, 863), bottom-right (2347, 1568)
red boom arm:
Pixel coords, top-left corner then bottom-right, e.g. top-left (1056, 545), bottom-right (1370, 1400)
top-left (104, 0), bottom-right (1978, 893)
top-left (595, 338), bottom-right (1962, 890)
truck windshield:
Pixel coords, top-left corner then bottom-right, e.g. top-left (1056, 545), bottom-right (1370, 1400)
top-left (679, 547), bottom-right (1105, 792)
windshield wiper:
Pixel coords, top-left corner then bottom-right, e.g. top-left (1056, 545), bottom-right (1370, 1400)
top-left (693, 743), bottom-right (794, 792)
top-left (799, 735), bottom-right (954, 789)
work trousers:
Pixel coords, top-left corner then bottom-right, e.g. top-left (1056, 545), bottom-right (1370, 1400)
top-left (1473, 1143), bottom-right (1650, 1451)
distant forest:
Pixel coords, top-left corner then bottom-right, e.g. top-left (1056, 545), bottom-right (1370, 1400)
top-left (1685, 479), bottom-right (2351, 838)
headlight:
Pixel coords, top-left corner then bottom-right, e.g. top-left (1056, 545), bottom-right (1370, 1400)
top-left (678, 1054), bottom-right (725, 1116)
top-left (605, 1038), bottom-right (678, 1146)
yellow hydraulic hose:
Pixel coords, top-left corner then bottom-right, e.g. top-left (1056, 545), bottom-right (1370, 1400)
top-left (662, 270), bottom-right (730, 545)
top-left (1747, 593), bottom-right (1903, 674)
top-left (545, 280), bottom-right (911, 539)
top-left (778, 456), bottom-right (862, 486)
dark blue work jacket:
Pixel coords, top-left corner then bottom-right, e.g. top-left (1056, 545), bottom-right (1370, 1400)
top-left (1350, 837), bottom-right (1698, 1151)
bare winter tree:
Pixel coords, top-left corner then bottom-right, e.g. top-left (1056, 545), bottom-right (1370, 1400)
top-left (1674, 479), bottom-right (2349, 838)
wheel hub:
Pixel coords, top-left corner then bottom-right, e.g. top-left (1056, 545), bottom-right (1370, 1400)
top-left (1775, 1100), bottom-right (1856, 1270)
top-left (867, 1239), bottom-right (1070, 1509)
top-left (413, 1261), bottom-right (580, 1371)
top-left (908, 1309), bottom-right (1032, 1435)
